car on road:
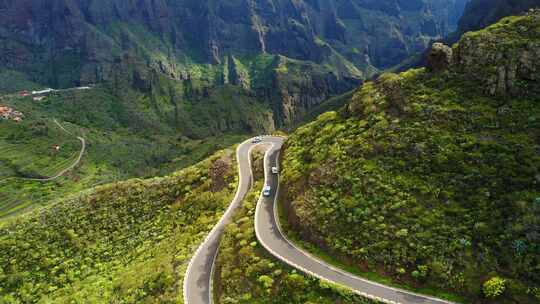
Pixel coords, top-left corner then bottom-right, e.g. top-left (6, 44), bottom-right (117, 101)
top-left (271, 167), bottom-right (279, 174)
top-left (252, 137), bottom-right (262, 144)
top-left (263, 185), bottom-right (272, 197)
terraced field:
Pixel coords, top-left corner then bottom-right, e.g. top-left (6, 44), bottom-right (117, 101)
top-left (0, 86), bottom-right (257, 220)
top-left (0, 129), bottom-right (80, 175)
top-left (0, 119), bottom-right (85, 218)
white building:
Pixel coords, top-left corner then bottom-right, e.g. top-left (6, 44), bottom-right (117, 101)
top-left (32, 88), bottom-right (54, 95)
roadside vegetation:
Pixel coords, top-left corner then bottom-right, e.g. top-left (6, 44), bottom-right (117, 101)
top-left (280, 13), bottom-right (540, 304)
top-left (214, 150), bottom-right (380, 304)
top-left (0, 148), bottom-right (238, 303)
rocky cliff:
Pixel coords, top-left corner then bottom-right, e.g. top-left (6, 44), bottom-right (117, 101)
top-left (454, 12), bottom-right (540, 96)
top-left (427, 10), bottom-right (540, 97)
top-left (0, 0), bottom-right (467, 128)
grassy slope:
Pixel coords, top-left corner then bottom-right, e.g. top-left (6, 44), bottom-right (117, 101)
top-left (214, 150), bottom-right (380, 304)
top-left (0, 82), bottom-right (263, 219)
top-left (279, 14), bottom-right (540, 304)
top-left (0, 148), bottom-right (238, 303)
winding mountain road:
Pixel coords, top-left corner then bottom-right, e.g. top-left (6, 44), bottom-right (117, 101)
top-left (184, 136), bottom-right (457, 304)
top-left (183, 137), bottom-right (283, 304)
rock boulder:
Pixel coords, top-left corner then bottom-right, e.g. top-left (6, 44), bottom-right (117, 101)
top-left (426, 43), bottom-right (453, 72)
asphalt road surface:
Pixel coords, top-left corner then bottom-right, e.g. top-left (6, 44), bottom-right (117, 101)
top-left (183, 136), bottom-right (283, 304)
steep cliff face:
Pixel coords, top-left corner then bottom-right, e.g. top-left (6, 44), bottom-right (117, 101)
top-left (453, 11), bottom-right (540, 96)
top-left (0, 0), bottom-right (466, 127)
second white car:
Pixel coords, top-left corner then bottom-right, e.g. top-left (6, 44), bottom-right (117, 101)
top-left (263, 185), bottom-right (272, 197)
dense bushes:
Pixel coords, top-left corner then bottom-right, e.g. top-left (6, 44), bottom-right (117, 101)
top-left (280, 15), bottom-right (540, 303)
top-left (0, 149), bottom-right (237, 303)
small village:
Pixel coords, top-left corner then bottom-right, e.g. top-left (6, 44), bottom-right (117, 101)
top-left (0, 105), bottom-right (24, 122)
top-left (0, 86), bottom-right (93, 123)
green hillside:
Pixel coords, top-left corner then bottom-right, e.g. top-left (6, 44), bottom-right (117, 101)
top-left (1, 146), bottom-right (384, 304)
top-left (0, 81), bottom-right (267, 218)
top-left (0, 148), bottom-right (238, 303)
top-left (280, 12), bottom-right (540, 303)
top-left (214, 151), bottom-right (380, 304)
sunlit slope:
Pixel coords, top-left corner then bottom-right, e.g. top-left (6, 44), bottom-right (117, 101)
top-left (0, 148), bottom-right (238, 303)
top-left (280, 12), bottom-right (540, 304)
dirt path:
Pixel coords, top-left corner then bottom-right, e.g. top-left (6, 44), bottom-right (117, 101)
top-left (22, 119), bottom-right (86, 181)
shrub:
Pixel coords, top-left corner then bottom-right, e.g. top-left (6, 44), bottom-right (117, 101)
top-left (483, 276), bottom-right (506, 298)
top-left (257, 275), bottom-right (274, 289)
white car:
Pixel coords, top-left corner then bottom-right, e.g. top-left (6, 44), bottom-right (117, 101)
top-left (263, 185), bottom-right (272, 197)
top-left (271, 167), bottom-right (279, 174)
top-left (252, 137), bottom-right (262, 144)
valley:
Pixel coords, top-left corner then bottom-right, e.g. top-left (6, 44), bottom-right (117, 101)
top-left (0, 87), bottom-right (248, 218)
top-left (0, 0), bottom-right (471, 217)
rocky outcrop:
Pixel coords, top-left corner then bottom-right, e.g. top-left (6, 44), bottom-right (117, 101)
top-left (272, 55), bottom-right (361, 125)
top-left (426, 43), bottom-right (453, 72)
top-left (226, 55), bottom-right (250, 90)
top-left (452, 10), bottom-right (540, 96)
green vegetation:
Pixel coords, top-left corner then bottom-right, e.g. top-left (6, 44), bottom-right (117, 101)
top-left (279, 13), bottom-right (540, 304)
top-left (276, 201), bottom-right (466, 303)
top-left (0, 69), bottom-right (41, 93)
top-left (0, 148), bottom-right (238, 303)
top-left (214, 150), bottom-right (380, 304)
top-left (0, 117), bottom-right (88, 218)
top-left (0, 120), bottom-right (81, 179)
top-left (0, 80), bottom-right (265, 218)
top-left (483, 276), bottom-right (507, 298)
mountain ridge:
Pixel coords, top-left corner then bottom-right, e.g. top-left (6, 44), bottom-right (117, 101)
top-left (0, 0), bottom-right (467, 127)
top-left (279, 10), bottom-right (540, 303)
top-left (458, 0), bottom-right (540, 34)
